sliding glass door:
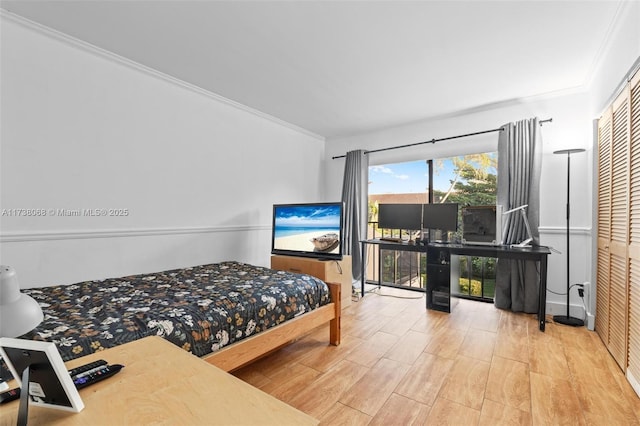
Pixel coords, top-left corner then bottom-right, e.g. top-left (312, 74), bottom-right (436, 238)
top-left (366, 152), bottom-right (498, 301)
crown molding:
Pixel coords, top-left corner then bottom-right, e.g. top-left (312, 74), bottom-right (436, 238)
top-left (0, 9), bottom-right (324, 142)
top-left (583, 0), bottom-right (636, 92)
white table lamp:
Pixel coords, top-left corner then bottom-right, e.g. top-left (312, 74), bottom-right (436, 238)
top-left (0, 265), bottom-right (43, 338)
top-left (0, 265), bottom-right (44, 390)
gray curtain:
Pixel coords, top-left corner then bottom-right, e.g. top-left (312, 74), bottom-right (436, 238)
top-left (341, 150), bottom-right (368, 287)
top-left (495, 118), bottom-right (543, 313)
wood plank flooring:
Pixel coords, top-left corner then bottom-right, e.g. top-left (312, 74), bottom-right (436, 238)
top-left (233, 287), bottom-right (640, 425)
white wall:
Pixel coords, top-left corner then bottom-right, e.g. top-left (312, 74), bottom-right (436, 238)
top-left (324, 91), bottom-right (594, 322)
top-left (0, 13), bottom-right (326, 287)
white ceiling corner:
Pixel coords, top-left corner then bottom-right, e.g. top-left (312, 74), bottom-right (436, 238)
top-left (0, 0), bottom-right (625, 138)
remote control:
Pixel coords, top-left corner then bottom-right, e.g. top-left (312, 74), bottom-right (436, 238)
top-left (68, 359), bottom-right (108, 378)
top-left (0, 363), bottom-right (124, 404)
top-left (0, 388), bottom-right (20, 404)
top-left (73, 364), bottom-right (124, 389)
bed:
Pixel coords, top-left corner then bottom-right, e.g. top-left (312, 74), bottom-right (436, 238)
top-left (19, 261), bottom-right (341, 371)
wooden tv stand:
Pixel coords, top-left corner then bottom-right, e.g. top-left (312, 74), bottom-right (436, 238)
top-left (271, 255), bottom-right (352, 308)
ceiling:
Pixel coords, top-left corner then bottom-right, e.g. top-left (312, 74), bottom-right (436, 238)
top-left (0, 1), bottom-right (625, 138)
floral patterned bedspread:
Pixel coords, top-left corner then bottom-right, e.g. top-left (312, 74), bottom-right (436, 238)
top-left (21, 261), bottom-right (331, 361)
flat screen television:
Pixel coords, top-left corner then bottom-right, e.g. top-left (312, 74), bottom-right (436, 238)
top-left (271, 202), bottom-right (344, 260)
top-left (422, 203), bottom-right (459, 232)
top-left (377, 204), bottom-right (422, 230)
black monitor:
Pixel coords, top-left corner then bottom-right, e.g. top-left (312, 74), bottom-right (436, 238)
top-left (377, 204), bottom-right (423, 230)
top-left (462, 205), bottom-right (502, 245)
top-left (422, 203), bottom-right (458, 232)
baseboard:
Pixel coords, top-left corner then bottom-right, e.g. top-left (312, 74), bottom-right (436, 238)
top-left (585, 312), bottom-right (595, 331)
top-left (627, 369), bottom-right (640, 398)
top-left (546, 299), bottom-right (595, 330)
top-left (545, 300), bottom-right (587, 325)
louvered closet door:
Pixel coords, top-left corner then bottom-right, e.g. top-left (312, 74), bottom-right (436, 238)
top-left (608, 88), bottom-right (630, 370)
top-left (597, 108), bottom-right (612, 345)
top-left (628, 71), bottom-right (640, 383)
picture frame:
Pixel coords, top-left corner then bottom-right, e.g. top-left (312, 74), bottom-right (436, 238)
top-left (0, 337), bottom-right (84, 415)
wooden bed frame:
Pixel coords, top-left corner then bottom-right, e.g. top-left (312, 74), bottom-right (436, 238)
top-left (204, 281), bottom-right (341, 371)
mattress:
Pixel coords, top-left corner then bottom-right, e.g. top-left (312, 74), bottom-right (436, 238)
top-left (21, 261), bottom-right (331, 361)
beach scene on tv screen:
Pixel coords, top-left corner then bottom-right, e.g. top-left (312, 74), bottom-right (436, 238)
top-left (274, 205), bottom-right (341, 253)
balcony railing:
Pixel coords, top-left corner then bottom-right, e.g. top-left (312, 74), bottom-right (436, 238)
top-left (366, 221), bottom-right (495, 302)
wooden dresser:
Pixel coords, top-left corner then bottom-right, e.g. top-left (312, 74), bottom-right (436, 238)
top-left (271, 255), bottom-right (352, 308)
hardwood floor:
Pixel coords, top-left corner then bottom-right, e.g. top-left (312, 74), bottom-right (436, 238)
top-left (233, 287), bottom-right (640, 425)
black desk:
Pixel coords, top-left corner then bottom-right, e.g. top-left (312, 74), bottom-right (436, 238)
top-left (360, 239), bottom-right (552, 331)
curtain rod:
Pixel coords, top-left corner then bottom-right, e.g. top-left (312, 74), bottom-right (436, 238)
top-left (332, 117), bottom-right (553, 159)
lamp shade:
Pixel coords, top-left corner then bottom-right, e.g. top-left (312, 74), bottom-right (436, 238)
top-left (0, 265), bottom-right (43, 337)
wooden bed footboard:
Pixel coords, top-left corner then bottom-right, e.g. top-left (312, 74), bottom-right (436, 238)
top-left (204, 282), bottom-right (341, 372)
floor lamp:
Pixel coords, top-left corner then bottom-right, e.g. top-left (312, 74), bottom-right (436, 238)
top-left (552, 148), bottom-right (585, 327)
